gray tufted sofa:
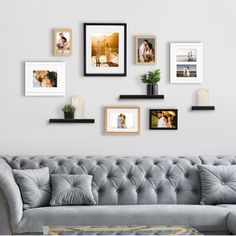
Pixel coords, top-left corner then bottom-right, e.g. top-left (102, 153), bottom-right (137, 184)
top-left (0, 155), bottom-right (236, 235)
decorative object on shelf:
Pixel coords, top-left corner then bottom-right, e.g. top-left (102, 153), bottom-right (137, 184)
top-left (149, 109), bottom-right (178, 130)
top-left (72, 96), bottom-right (85, 119)
top-left (119, 95), bottom-right (164, 99)
top-left (191, 106), bottom-right (215, 110)
top-left (54, 29), bottom-right (72, 56)
top-left (140, 69), bottom-right (161, 95)
top-left (25, 62), bottom-right (65, 96)
top-left (49, 119), bottom-right (95, 123)
top-left (197, 89), bottom-right (209, 106)
top-left (104, 107), bottom-right (140, 135)
top-left (135, 36), bottom-right (157, 64)
top-left (170, 43), bottom-right (203, 83)
top-left (62, 104), bottom-right (76, 119)
top-left (84, 23), bottom-right (127, 76)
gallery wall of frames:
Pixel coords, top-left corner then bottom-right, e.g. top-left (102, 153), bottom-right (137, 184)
top-left (24, 23), bottom-right (214, 135)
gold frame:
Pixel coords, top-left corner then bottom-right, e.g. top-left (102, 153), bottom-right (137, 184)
top-left (104, 106), bottom-right (140, 135)
top-left (135, 36), bottom-right (157, 64)
top-left (54, 29), bottom-right (72, 56)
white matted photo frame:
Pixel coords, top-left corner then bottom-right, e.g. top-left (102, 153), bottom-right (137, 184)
top-left (104, 107), bottom-right (140, 135)
top-left (135, 36), bottom-right (157, 64)
top-left (54, 29), bottom-right (72, 56)
top-left (25, 62), bottom-right (65, 96)
top-left (84, 23), bottom-right (127, 77)
top-left (170, 43), bottom-right (203, 83)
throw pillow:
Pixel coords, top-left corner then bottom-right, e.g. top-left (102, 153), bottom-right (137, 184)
top-left (198, 165), bottom-right (236, 205)
top-left (49, 174), bottom-right (96, 206)
top-left (13, 167), bottom-right (51, 209)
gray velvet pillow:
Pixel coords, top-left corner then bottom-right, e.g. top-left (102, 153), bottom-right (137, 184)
top-left (13, 167), bottom-right (51, 209)
top-left (198, 165), bottom-right (236, 205)
top-left (50, 174), bottom-right (96, 206)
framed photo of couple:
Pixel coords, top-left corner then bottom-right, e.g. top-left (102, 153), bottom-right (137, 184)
top-left (149, 109), bottom-right (178, 130)
top-left (135, 36), bottom-right (157, 64)
top-left (54, 29), bottom-right (72, 56)
top-left (84, 23), bottom-right (127, 77)
top-left (104, 107), bottom-right (140, 135)
top-left (170, 43), bottom-right (203, 83)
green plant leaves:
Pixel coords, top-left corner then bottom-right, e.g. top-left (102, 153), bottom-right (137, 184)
top-left (140, 69), bottom-right (161, 85)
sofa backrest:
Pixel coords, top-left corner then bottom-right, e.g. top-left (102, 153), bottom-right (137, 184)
top-left (1, 155), bottom-right (236, 205)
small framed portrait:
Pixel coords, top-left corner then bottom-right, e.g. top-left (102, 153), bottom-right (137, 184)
top-left (170, 43), bottom-right (203, 83)
top-left (25, 62), bottom-right (65, 96)
top-left (135, 36), bottom-right (157, 64)
top-left (104, 107), bottom-right (140, 135)
top-left (54, 29), bottom-right (72, 56)
top-left (84, 23), bottom-right (127, 76)
top-left (149, 109), bottom-right (178, 130)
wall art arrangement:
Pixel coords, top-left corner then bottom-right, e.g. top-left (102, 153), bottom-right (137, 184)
top-left (135, 36), bottom-right (157, 64)
top-left (25, 62), bottom-right (65, 96)
top-left (23, 22), bottom-right (215, 133)
top-left (149, 109), bottom-right (178, 130)
top-left (83, 23), bottom-right (127, 76)
top-left (54, 29), bottom-right (72, 56)
top-left (104, 107), bottom-right (140, 135)
top-left (170, 43), bottom-right (203, 83)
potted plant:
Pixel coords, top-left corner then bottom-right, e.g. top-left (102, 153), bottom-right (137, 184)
top-left (140, 69), bottom-right (161, 95)
top-left (62, 104), bottom-right (76, 119)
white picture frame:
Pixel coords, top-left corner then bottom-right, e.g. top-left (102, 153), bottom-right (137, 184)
top-left (25, 62), bottom-right (65, 96)
top-left (104, 107), bottom-right (140, 135)
top-left (170, 43), bottom-right (203, 83)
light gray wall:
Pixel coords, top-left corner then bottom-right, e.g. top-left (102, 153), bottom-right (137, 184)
top-left (1, 0), bottom-right (236, 156)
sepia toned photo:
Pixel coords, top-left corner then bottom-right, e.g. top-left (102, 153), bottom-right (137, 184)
top-left (33, 70), bottom-right (57, 88)
top-left (105, 107), bottom-right (140, 135)
top-left (176, 64), bottom-right (197, 77)
top-left (149, 109), bottom-right (178, 130)
top-left (84, 23), bottom-right (127, 76)
top-left (176, 49), bottom-right (197, 62)
top-left (136, 36), bottom-right (156, 64)
top-left (54, 29), bottom-right (72, 56)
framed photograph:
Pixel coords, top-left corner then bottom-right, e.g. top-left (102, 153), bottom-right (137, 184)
top-left (170, 43), bottom-right (203, 83)
top-left (25, 62), bottom-right (65, 96)
top-left (149, 109), bottom-right (178, 130)
top-left (84, 23), bottom-right (127, 76)
top-left (135, 36), bottom-right (157, 64)
top-left (104, 107), bottom-right (140, 135)
top-left (54, 29), bottom-right (72, 56)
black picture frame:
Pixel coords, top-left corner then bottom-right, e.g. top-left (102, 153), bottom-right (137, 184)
top-left (83, 23), bottom-right (127, 77)
top-left (149, 109), bottom-right (178, 130)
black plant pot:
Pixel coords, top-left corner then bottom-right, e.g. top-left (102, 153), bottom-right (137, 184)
top-left (147, 84), bottom-right (158, 95)
top-left (64, 112), bottom-right (74, 119)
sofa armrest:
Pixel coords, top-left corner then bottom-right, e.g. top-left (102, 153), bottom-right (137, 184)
top-left (227, 211), bottom-right (236, 235)
top-left (0, 159), bottom-right (23, 234)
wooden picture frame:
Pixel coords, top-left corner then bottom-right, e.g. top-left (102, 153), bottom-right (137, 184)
top-left (84, 23), bottom-right (127, 77)
top-left (135, 36), bottom-right (157, 64)
top-left (104, 107), bottom-right (140, 135)
top-left (149, 109), bottom-right (178, 130)
top-left (54, 29), bottom-right (72, 56)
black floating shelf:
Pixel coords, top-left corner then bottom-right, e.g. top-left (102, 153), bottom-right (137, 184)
top-left (119, 95), bottom-right (164, 99)
top-left (49, 119), bottom-right (95, 123)
top-left (191, 106), bottom-right (215, 110)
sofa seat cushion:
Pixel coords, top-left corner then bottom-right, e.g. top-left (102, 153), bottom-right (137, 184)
top-left (15, 205), bottom-right (229, 234)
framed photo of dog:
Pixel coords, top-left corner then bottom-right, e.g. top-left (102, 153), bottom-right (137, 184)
top-left (104, 107), bottom-right (140, 135)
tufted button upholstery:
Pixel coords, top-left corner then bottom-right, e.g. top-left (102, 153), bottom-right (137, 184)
top-left (1, 155), bottom-right (236, 205)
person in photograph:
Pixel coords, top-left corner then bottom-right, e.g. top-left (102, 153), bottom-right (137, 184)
top-left (143, 43), bottom-right (154, 62)
top-left (188, 51), bottom-right (193, 61)
top-left (186, 66), bottom-right (191, 77)
top-left (57, 33), bottom-right (64, 50)
top-left (183, 66), bottom-right (187, 77)
top-left (105, 42), bottom-right (112, 64)
top-left (117, 114), bottom-right (123, 128)
top-left (139, 39), bottom-right (148, 63)
top-left (157, 112), bottom-right (165, 128)
top-left (95, 40), bottom-right (102, 66)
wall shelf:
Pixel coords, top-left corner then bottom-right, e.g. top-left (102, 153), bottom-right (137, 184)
top-left (119, 95), bottom-right (164, 99)
top-left (191, 106), bottom-right (215, 110)
top-left (49, 119), bottom-right (95, 123)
